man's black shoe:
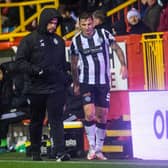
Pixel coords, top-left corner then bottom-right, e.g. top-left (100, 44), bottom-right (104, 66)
top-left (0, 146), bottom-right (8, 153)
top-left (56, 153), bottom-right (71, 162)
top-left (32, 152), bottom-right (42, 161)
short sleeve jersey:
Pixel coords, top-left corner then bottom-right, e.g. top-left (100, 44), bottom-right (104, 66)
top-left (70, 28), bottom-right (115, 85)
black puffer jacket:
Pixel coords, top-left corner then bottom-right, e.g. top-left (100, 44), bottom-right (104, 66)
top-left (15, 8), bottom-right (69, 94)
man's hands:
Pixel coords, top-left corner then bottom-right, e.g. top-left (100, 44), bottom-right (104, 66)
top-left (31, 65), bottom-right (44, 77)
top-left (73, 83), bottom-right (80, 96)
top-left (31, 65), bottom-right (57, 77)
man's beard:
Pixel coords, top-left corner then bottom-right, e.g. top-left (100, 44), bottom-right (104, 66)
top-left (48, 27), bottom-right (56, 34)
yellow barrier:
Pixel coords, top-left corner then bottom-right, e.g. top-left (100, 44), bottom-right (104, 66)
top-left (63, 0), bottom-right (139, 40)
top-left (107, 0), bottom-right (138, 17)
top-left (0, 0), bottom-right (59, 41)
top-left (142, 32), bottom-right (165, 90)
top-left (0, 0), bottom-right (139, 41)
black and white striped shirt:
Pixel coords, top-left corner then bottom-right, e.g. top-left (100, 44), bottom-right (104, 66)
top-left (70, 28), bottom-right (115, 85)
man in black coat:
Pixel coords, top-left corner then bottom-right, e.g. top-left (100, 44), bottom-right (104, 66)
top-left (15, 8), bottom-right (71, 161)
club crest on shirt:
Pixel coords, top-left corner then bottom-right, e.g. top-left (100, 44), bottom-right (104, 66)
top-left (98, 37), bottom-right (104, 44)
top-left (53, 38), bottom-right (58, 45)
top-left (40, 39), bottom-right (45, 47)
top-left (84, 96), bottom-right (91, 103)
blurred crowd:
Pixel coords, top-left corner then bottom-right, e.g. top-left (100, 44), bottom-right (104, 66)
top-left (1, 0), bottom-right (168, 36)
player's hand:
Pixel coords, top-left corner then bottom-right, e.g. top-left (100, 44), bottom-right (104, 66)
top-left (73, 83), bottom-right (80, 96)
top-left (120, 65), bottom-right (128, 79)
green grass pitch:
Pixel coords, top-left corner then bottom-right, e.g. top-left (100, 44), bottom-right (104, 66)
top-left (0, 152), bottom-right (168, 168)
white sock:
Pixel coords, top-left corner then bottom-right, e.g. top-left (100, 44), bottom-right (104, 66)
top-left (95, 126), bottom-right (106, 152)
top-left (84, 123), bottom-right (96, 150)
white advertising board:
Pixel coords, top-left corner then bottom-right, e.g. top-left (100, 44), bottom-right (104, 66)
top-left (129, 91), bottom-right (168, 160)
top-left (110, 42), bottom-right (128, 90)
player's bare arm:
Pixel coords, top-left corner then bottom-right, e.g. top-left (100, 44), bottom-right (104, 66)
top-left (111, 42), bottom-right (128, 79)
top-left (71, 56), bottom-right (80, 95)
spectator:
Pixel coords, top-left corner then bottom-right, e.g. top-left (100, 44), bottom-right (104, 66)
top-left (157, 0), bottom-right (168, 31)
top-left (140, 0), bottom-right (148, 18)
top-left (111, 19), bottom-right (127, 36)
top-left (78, 0), bottom-right (100, 13)
top-left (92, 9), bottom-right (113, 33)
top-left (143, 0), bottom-right (162, 32)
top-left (97, 0), bottom-right (115, 13)
top-left (24, 2), bottom-right (37, 32)
top-left (127, 8), bottom-right (151, 34)
top-left (92, 9), bottom-right (127, 36)
top-left (59, 5), bottom-right (76, 36)
top-left (2, 0), bottom-right (20, 32)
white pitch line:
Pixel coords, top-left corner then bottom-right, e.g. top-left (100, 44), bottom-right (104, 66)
top-left (0, 159), bottom-right (168, 166)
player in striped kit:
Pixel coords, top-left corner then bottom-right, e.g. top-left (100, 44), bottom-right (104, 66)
top-left (70, 12), bottom-right (128, 160)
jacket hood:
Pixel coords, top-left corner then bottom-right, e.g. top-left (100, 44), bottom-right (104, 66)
top-left (37, 8), bottom-right (62, 34)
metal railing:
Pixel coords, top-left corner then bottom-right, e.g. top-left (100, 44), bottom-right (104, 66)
top-left (142, 32), bottom-right (165, 90)
top-left (0, 0), bottom-right (139, 41)
top-left (63, 0), bottom-right (138, 40)
top-left (0, 0), bottom-right (59, 41)
top-left (107, 0), bottom-right (138, 17)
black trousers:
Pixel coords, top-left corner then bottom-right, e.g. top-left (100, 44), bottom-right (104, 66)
top-left (29, 92), bottom-right (66, 154)
top-left (0, 121), bottom-right (9, 140)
